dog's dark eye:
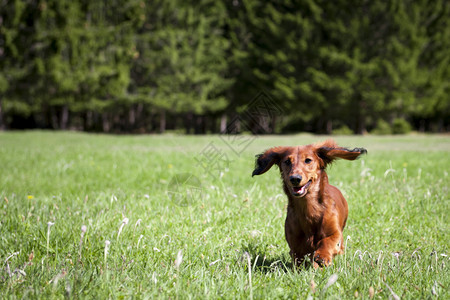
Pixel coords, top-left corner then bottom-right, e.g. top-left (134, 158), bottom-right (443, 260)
top-left (284, 159), bottom-right (291, 165)
top-left (305, 158), bottom-right (312, 164)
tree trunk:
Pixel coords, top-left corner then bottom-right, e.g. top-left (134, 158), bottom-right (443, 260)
top-left (316, 116), bottom-right (325, 134)
top-left (113, 113), bottom-right (120, 132)
top-left (160, 110), bottom-right (166, 133)
top-left (60, 105), bottom-right (69, 129)
top-left (356, 100), bottom-right (367, 135)
top-left (220, 114), bottom-right (227, 133)
top-left (419, 119), bottom-right (425, 132)
top-left (129, 105), bottom-right (136, 129)
top-left (194, 115), bottom-right (203, 134)
top-left (251, 116), bottom-right (263, 134)
top-left (136, 103), bottom-right (144, 129)
top-left (51, 107), bottom-right (59, 129)
top-left (203, 115), bottom-right (209, 134)
top-left (184, 112), bottom-right (193, 134)
top-left (85, 111), bottom-right (93, 131)
top-left (437, 118), bottom-right (443, 132)
top-left (102, 113), bottom-right (110, 132)
top-left (326, 120), bottom-right (332, 135)
top-left (271, 115), bottom-right (277, 134)
top-left (209, 115), bottom-right (216, 133)
top-left (0, 98), bottom-right (4, 130)
top-left (234, 114), bottom-right (241, 133)
top-left (356, 117), bottom-right (366, 135)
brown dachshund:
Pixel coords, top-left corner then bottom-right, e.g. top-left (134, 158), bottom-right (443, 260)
top-left (252, 140), bottom-right (366, 267)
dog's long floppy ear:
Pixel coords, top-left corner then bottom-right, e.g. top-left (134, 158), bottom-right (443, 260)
top-left (252, 146), bottom-right (290, 177)
top-left (315, 140), bottom-right (367, 169)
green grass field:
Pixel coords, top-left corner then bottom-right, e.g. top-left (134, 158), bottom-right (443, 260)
top-left (0, 131), bottom-right (448, 299)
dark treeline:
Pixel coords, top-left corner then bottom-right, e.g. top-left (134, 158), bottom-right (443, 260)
top-left (0, 0), bottom-right (448, 134)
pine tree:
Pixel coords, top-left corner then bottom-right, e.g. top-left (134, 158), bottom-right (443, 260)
top-left (131, 0), bottom-right (232, 133)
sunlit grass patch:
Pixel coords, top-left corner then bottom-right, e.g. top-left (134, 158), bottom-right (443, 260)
top-left (0, 131), bottom-right (448, 298)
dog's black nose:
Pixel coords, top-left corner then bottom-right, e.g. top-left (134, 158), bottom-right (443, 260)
top-left (289, 175), bottom-right (302, 186)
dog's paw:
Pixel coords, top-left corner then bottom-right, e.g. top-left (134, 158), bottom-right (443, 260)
top-left (313, 252), bottom-right (332, 267)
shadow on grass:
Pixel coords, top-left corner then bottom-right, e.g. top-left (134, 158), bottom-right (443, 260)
top-left (240, 242), bottom-right (316, 273)
top-left (240, 243), bottom-right (292, 274)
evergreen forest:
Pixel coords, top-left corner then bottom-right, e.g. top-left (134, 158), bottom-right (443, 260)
top-left (1, 0), bottom-right (448, 134)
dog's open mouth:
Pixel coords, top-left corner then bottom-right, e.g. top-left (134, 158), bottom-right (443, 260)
top-left (292, 180), bottom-right (312, 197)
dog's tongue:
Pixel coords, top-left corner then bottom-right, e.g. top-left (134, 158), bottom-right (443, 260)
top-left (293, 186), bottom-right (305, 194)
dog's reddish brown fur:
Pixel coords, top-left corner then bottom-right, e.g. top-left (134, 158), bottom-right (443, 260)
top-left (252, 140), bottom-right (366, 267)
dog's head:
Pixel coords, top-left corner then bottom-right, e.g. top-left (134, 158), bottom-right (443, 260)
top-left (252, 140), bottom-right (367, 198)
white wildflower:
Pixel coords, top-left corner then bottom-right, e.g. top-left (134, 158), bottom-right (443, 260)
top-left (174, 250), bottom-right (183, 270)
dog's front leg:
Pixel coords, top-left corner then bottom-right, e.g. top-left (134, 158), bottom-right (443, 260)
top-left (313, 225), bottom-right (343, 267)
